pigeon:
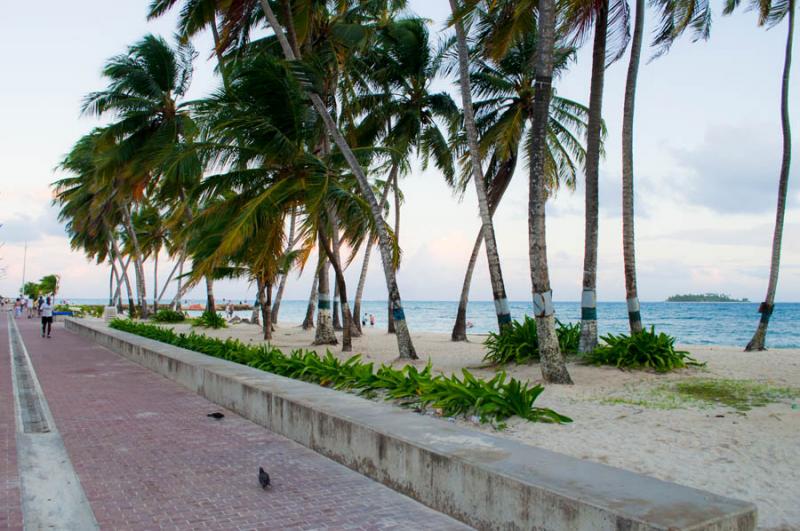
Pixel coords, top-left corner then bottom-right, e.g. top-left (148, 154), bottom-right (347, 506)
top-left (207, 412), bottom-right (225, 419)
top-left (258, 467), bottom-right (271, 489)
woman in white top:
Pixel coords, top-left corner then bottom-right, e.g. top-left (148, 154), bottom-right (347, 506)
top-left (41, 297), bottom-right (54, 338)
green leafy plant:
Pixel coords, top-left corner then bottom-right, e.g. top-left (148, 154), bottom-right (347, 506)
top-left (583, 327), bottom-right (704, 373)
top-left (109, 319), bottom-right (571, 425)
top-left (151, 309), bottom-right (186, 323)
top-left (191, 310), bottom-right (227, 329)
top-left (484, 317), bottom-right (581, 365)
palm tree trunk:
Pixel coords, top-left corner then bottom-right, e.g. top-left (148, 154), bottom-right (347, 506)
top-left (449, 0), bottom-right (513, 333)
top-left (319, 230), bottom-right (352, 352)
top-left (352, 242), bottom-right (370, 335)
top-left (621, 0), bottom-right (646, 336)
top-left (172, 258), bottom-right (186, 310)
top-left (452, 156), bottom-right (518, 341)
top-left (109, 260), bottom-right (116, 306)
top-left (272, 208), bottom-right (297, 324)
top-left (205, 276), bottom-right (216, 313)
top-left (314, 252), bottom-right (338, 345)
top-left (258, 0), bottom-right (417, 359)
top-left (111, 237), bottom-right (135, 317)
top-left (579, 3), bottom-right (609, 352)
top-left (257, 278), bottom-right (273, 340)
top-left (111, 257), bottom-right (124, 307)
top-left (528, 0), bottom-right (573, 384)
top-left (333, 277), bottom-right (343, 330)
top-left (387, 169), bottom-right (400, 334)
top-left (747, 0), bottom-right (794, 351)
top-left (109, 228), bottom-right (135, 317)
top-left (121, 205), bottom-right (148, 318)
top-left (153, 249), bottom-right (159, 312)
top-left (158, 256), bottom-right (182, 302)
top-left (302, 270), bottom-right (319, 329)
top-left (354, 168), bottom-right (395, 336)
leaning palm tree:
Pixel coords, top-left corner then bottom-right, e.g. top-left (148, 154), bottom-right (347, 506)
top-left (448, 0), bottom-right (513, 334)
top-left (215, 0), bottom-right (419, 359)
top-left (349, 16), bottom-right (457, 333)
top-left (447, 23), bottom-right (591, 341)
top-left (725, 0), bottom-right (795, 350)
top-left (81, 34), bottom-right (197, 318)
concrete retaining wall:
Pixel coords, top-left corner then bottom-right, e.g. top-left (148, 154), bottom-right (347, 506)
top-left (66, 318), bottom-right (757, 530)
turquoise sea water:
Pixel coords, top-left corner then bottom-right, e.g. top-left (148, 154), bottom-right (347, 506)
top-left (66, 298), bottom-right (800, 348)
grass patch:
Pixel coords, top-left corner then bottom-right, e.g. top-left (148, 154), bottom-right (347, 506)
top-left (673, 379), bottom-right (800, 411)
top-left (599, 378), bottom-right (800, 411)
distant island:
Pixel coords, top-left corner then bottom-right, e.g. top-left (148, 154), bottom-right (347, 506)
top-left (666, 293), bottom-right (749, 303)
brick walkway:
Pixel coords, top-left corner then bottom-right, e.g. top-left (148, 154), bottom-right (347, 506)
top-left (0, 313), bottom-right (23, 530)
top-left (8, 314), bottom-right (469, 531)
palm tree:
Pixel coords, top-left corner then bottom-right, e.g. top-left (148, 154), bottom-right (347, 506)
top-left (621, 0), bottom-right (710, 335)
top-left (447, 24), bottom-right (591, 341)
top-left (448, 0), bottom-right (514, 334)
top-left (528, 0), bottom-right (574, 384)
top-left (350, 16), bottom-right (457, 333)
top-left (725, 0), bottom-right (795, 350)
top-left (81, 34), bottom-right (197, 318)
top-left (219, 0), bottom-right (419, 359)
top-left (561, 0), bottom-right (631, 352)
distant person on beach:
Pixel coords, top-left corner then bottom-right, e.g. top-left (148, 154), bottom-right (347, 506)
top-left (362, 313), bottom-right (367, 326)
top-left (369, 314), bottom-right (375, 327)
top-left (226, 302), bottom-right (234, 319)
top-left (40, 297), bottom-right (53, 338)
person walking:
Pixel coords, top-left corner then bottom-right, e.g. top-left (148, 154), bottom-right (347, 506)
top-left (369, 314), bottom-right (375, 327)
top-left (41, 296), bottom-right (54, 338)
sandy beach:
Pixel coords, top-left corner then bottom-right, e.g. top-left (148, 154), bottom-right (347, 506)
top-left (164, 320), bottom-right (800, 529)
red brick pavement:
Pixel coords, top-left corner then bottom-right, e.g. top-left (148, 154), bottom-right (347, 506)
top-left (13, 316), bottom-right (469, 531)
top-left (0, 313), bottom-right (23, 530)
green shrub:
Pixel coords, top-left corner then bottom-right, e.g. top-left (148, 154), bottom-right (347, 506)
top-left (484, 317), bottom-right (581, 365)
top-left (108, 319), bottom-right (571, 425)
top-left (191, 310), bottom-right (227, 329)
top-left (583, 327), bottom-right (704, 372)
top-left (151, 309), bottom-right (186, 323)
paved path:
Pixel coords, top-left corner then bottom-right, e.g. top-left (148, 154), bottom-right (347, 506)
top-left (4, 313), bottom-right (469, 530)
top-left (0, 314), bottom-right (23, 530)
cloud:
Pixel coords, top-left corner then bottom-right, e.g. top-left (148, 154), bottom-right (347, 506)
top-left (669, 123), bottom-right (800, 214)
top-left (0, 205), bottom-right (65, 243)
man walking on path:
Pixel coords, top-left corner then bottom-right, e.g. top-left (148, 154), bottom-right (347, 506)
top-left (40, 296), bottom-right (53, 337)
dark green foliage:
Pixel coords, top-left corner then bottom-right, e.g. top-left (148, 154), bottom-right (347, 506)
top-left (191, 310), bottom-right (227, 329)
top-left (109, 319), bottom-right (571, 424)
top-left (151, 309), bottom-right (186, 323)
top-left (583, 327), bottom-right (705, 372)
top-left (484, 317), bottom-right (581, 365)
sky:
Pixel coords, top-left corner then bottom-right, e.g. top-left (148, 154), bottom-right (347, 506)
top-left (1, 1), bottom-right (799, 304)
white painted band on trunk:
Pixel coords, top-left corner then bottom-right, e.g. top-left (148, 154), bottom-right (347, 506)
top-left (494, 297), bottom-right (511, 316)
top-left (533, 291), bottom-right (554, 317)
top-left (627, 297), bottom-right (640, 313)
top-left (581, 289), bottom-right (596, 308)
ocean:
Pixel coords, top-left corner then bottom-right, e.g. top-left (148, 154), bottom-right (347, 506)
top-left (64, 298), bottom-right (800, 348)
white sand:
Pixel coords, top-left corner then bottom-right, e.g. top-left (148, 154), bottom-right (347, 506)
top-left (169, 321), bottom-right (800, 529)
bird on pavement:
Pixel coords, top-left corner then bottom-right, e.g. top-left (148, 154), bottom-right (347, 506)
top-left (207, 412), bottom-right (225, 419)
top-left (258, 467), bottom-right (271, 489)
